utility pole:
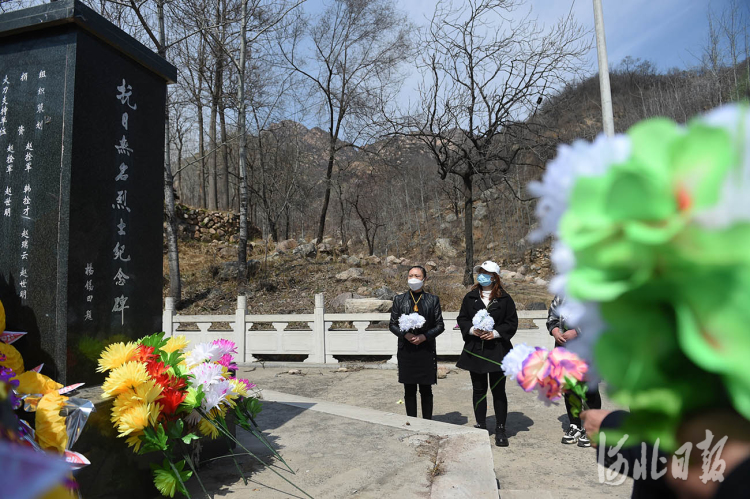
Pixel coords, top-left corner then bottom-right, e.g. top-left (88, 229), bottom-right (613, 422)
top-left (593, 0), bottom-right (615, 136)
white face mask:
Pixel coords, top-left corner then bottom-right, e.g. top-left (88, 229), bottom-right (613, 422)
top-left (408, 278), bottom-right (424, 291)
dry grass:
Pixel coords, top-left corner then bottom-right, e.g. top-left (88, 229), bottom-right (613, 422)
top-left (164, 241), bottom-right (553, 315)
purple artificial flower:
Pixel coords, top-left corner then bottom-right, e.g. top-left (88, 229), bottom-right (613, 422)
top-left (0, 366), bottom-right (20, 409)
top-left (239, 378), bottom-right (256, 391)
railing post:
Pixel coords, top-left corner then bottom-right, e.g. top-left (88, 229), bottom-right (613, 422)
top-left (162, 297), bottom-right (174, 336)
top-left (236, 295), bottom-right (252, 363)
top-left (304, 293), bottom-right (326, 363)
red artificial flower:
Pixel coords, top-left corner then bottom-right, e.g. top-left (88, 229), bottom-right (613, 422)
top-left (146, 360), bottom-right (169, 380)
top-left (159, 387), bottom-right (187, 417)
top-left (133, 345), bottom-right (158, 363)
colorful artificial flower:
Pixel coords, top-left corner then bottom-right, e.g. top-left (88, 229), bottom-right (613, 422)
top-left (500, 343), bottom-right (536, 380)
top-left (0, 366), bottom-right (20, 409)
top-left (96, 342), bottom-right (138, 373)
top-left (516, 347), bottom-right (551, 393)
top-left (35, 392), bottom-right (69, 452)
top-left (212, 339), bottom-right (237, 357)
top-left (0, 341), bottom-right (24, 374)
top-left (529, 103), bottom-right (750, 449)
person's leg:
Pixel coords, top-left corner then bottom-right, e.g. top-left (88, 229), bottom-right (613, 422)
top-left (404, 384), bottom-right (417, 417)
top-left (489, 372), bottom-right (509, 446)
top-left (419, 384), bottom-right (433, 420)
top-left (562, 391), bottom-right (583, 444)
top-left (489, 371), bottom-right (508, 426)
top-left (470, 371), bottom-right (489, 428)
top-left (577, 382), bottom-right (603, 448)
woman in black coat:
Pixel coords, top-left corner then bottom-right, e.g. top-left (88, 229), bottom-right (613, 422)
top-left (389, 265), bottom-right (445, 419)
top-left (456, 260), bottom-right (518, 446)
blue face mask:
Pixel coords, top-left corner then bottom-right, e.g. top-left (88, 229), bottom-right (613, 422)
top-left (477, 274), bottom-right (493, 287)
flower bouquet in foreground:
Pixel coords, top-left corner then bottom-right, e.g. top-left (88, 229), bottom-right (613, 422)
top-left (0, 298), bottom-right (94, 498)
top-left (528, 103), bottom-right (750, 449)
top-left (398, 313), bottom-right (426, 333)
top-left (98, 333), bottom-right (310, 498)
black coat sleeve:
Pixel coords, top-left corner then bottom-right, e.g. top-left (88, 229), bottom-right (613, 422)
top-left (424, 296), bottom-right (445, 340)
top-left (546, 295), bottom-right (562, 334)
top-left (495, 296), bottom-right (518, 342)
top-left (456, 295), bottom-right (474, 341)
top-left (389, 295), bottom-right (405, 338)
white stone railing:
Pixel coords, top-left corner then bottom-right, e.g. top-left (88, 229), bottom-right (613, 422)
top-left (162, 294), bottom-right (549, 364)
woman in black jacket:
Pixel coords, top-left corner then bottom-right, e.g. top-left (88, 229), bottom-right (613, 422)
top-left (389, 265), bottom-right (445, 419)
top-left (456, 260), bottom-right (518, 446)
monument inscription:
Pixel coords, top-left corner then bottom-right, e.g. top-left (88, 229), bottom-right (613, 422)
top-left (0, 0), bottom-right (176, 383)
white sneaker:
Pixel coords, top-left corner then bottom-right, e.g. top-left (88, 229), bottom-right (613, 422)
top-left (561, 424), bottom-right (581, 444)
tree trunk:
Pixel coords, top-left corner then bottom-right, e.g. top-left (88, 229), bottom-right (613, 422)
top-left (197, 101), bottom-right (206, 208)
top-left (316, 143), bottom-right (335, 243)
top-left (219, 105), bottom-right (230, 210)
top-left (158, 0), bottom-right (180, 302)
top-left (208, 89), bottom-right (219, 210)
top-left (461, 173), bottom-right (474, 286)
top-left (237, 0), bottom-right (249, 283)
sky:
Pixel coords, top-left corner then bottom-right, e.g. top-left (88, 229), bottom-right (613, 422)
top-left (302, 0), bottom-right (741, 111)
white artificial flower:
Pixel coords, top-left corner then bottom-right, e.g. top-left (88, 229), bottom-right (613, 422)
top-left (202, 380), bottom-right (231, 412)
top-left (190, 362), bottom-right (224, 387)
top-left (527, 133), bottom-right (631, 242)
top-left (472, 309), bottom-right (495, 332)
top-left (561, 299), bottom-right (607, 383)
top-left (185, 342), bottom-right (221, 366)
top-left (399, 313), bottom-right (426, 332)
top-left (501, 343), bottom-right (536, 380)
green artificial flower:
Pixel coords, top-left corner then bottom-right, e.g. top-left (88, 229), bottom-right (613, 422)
top-left (541, 104), bottom-right (750, 449)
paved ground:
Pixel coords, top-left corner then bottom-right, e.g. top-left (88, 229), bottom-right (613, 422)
top-left (230, 363), bottom-right (634, 499)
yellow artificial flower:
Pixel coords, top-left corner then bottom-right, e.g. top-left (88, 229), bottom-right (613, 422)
top-left (126, 430), bottom-right (144, 452)
top-left (162, 335), bottom-right (188, 354)
top-left (229, 378), bottom-right (249, 398)
top-left (14, 371), bottom-right (63, 395)
top-left (0, 298), bottom-right (5, 333)
top-left (36, 392), bottom-right (69, 453)
top-left (102, 361), bottom-right (149, 399)
top-left (39, 483), bottom-right (76, 499)
top-left (197, 406), bottom-right (227, 439)
top-left (97, 342), bottom-right (138, 373)
top-left (111, 379), bottom-right (163, 423)
top-left (153, 468), bottom-right (179, 498)
top-left (116, 401), bottom-right (161, 437)
top-left (0, 341), bottom-right (24, 374)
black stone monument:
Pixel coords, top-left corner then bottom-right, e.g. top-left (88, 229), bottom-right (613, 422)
top-left (0, 0), bottom-right (176, 384)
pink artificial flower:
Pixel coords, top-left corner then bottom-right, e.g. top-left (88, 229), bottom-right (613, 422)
top-left (547, 347), bottom-right (588, 385)
top-left (212, 339), bottom-right (237, 357)
top-left (218, 353), bottom-right (237, 370)
top-left (517, 347), bottom-right (551, 392)
top-left (239, 378), bottom-right (256, 391)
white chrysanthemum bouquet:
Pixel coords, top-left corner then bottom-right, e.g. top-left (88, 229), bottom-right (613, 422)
top-left (399, 313), bottom-right (426, 332)
top-left (472, 309), bottom-right (495, 332)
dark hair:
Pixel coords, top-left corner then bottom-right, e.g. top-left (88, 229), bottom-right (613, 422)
top-left (408, 265), bottom-right (427, 279)
top-left (471, 271), bottom-right (504, 301)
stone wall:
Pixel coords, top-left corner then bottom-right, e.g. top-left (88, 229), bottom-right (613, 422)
top-left (172, 204), bottom-right (261, 243)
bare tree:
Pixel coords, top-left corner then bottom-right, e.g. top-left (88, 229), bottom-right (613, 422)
top-left (406, 0), bottom-right (588, 284)
top-left (281, 0), bottom-right (412, 244)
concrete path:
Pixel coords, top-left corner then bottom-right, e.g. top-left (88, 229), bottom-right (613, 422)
top-left (234, 363), bottom-right (634, 499)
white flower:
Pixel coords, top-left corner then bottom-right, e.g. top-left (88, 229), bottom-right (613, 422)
top-left (694, 104), bottom-right (750, 228)
top-left (472, 309), bottom-right (495, 332)
top-left (185, 342), bottom-right (221, 366)
top-left (527, 133), bottom-right (630, 242)
top-left (202, 380), bottom-right (231, 412)
top-left (186, 409), bottom-right (202, 425)
top-left (190, 362), bottom-right (224, 387)
top-left (399, 313), bottom-right (426, 332)
top-left (501, 343), bottom-right (536, 380)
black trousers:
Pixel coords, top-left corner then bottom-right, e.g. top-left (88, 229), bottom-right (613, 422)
top-left (403, 383), bottom-right (433, 419)
top-left (470, 371), bottom-right (507, 427)
top-left (564, 382), bottom-right (602, 428)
